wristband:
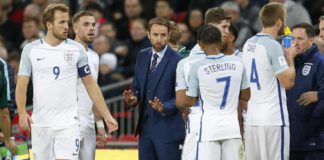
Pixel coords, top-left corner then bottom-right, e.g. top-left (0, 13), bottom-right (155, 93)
top-left (96, 120), bottom-right (105, 128)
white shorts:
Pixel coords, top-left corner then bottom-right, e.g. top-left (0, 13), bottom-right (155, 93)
top-left (182, 130), bottom-right (198, 160)
top-left (245, 125), bottom-right (289, 160)
top-left (196, 138), bottom-right (242, 160)
top-left (31, 124), bottom-right (80, 160)
top-left (79, 132), bottom-right (96, 160)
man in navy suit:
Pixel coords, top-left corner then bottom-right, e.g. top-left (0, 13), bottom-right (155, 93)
top-left (123, 17), bottom-right (185, 160)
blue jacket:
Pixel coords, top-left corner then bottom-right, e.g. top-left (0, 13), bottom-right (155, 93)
top-left (131, 46), bottom-right (185, 142)
top-left (287, 44), bottom-right (324, 151)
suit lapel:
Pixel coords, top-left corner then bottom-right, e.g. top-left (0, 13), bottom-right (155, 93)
top-left (150, 46), bottom-right (172, 93)
top-left (141, 50), bottom-right (152, 95)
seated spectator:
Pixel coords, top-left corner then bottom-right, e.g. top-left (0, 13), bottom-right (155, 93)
top-left (0, 4), bottom-right (22, 52)
top-left (93, 35), bottom-right (113, 57)
top-left (99, 22), bottom-right (126, 54)
top-left (114, 0), bottom-right (143, 40)
top-left (178, 23), bottom-right (196, 49)
top-left (168, 21), bottom-right (190, 57)
top-left (155, 0), bottom-right (186, 23)
top-left (24, 3), bottom-right (41, 19)
top-left (221, 1), bottom-right (254, 50)
top-left (98, 53), bottom-right (124, 98)
top-left (270, 0), bottom-right (312, 27)
top-left (20, 17), bottom-right (43, 49)
top-left (187, 8), bottom-right (204, 41)
top-left (235, 0), bottom-right (261, 33)
top-left (123, 18), bottom-right (151, 77)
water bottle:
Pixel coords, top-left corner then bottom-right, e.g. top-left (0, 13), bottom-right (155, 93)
top-left (5, 137), bottom-right (17, 160)
top-left (282, 26), bottom-right (293, 48)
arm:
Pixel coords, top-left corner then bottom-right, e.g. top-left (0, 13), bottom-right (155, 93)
top-left (185, 96), bottom-right (197, 108)
top-left (16, 76), bottom-right (32, 131)
top-left (0, 108), bottom-right (16, 154)
top-left (82, 75), bottom-right (118, 133)
top-left (276, 44), bottom-right (298, 89)
top-left (176, 90), bottom-right (186, 112)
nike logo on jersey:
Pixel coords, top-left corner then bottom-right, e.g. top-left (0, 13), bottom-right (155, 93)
top-left (37, 58), bottom-right (45, 61)
top-left (73, 153), bottom-right (78, 156)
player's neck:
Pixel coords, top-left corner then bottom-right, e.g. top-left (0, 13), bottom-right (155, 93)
top-left (261, 28), bottom-right (278, 39)
top-left (223, 44), bottom-right (235, 55)
top-left (75, 37), bottom-right (88, 50)
top-left (44, 32), bottom-right (64, 47)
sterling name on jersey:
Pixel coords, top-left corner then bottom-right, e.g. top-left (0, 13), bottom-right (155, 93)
top-left (18, 38), bottom-right (90, 128)
top-left (186, 54), bottom-right (249, 141)
top-left (242, 33), bottom-right (289, 126)
top-left (77, 49), bottom-right (99, 134)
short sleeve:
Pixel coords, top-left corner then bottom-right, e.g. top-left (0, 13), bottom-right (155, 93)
top-left (186, 62), bottom-right (199, 97)
top-left (18, 44), bottom-right (33, 76)
top-left (175, 60), bottom-right (186, 91)
top-left (241, 62), bottom-right (250, 90)
top-left (77, 45), bottom-right (91, 77)
top-left (266, 41), bottom-right (289, 75)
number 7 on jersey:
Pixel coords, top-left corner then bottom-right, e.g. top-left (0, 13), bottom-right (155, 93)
top-left (216, 76), bottom-right (231, 109)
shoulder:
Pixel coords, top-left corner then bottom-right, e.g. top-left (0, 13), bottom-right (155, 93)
top-left (65, 39), bottom-right (86, 51)
top-left (138, 47), bottom-right (152, 56)
top-left (24, 39), bottom-right (43, 50)
top-left (88, 48), bottom-right (99, 58)
top-left (313, 52), bottom-right (324, 65)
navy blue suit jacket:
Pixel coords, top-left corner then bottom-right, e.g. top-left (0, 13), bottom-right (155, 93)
top-left (131, 46), bottom-right (185, 143)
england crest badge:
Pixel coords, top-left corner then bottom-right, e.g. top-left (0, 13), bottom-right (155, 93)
top-left (64, 50), bottom-right (75, 65)
top-left (302, 64), bottom-right (311, 76)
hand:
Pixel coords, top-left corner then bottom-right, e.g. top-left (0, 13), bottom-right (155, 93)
top-left (104, 115), bottom-right (118, 134)
top-left (283, 43), bottom-right (298, 61)
top-left (123, 90), bottom-right (138, 106)
top-left (19, 111), bottom-right (32, 131)
top-left (97, 127), bottom-right (107, 147)
top-left (297, 91), bottom-right (318, 106)
top-left (182, 108), bottom-right (189, 123)
top-left (149, 97), bottom-right (164, 113)
top-left (4, 138), bottom-right (16, 155)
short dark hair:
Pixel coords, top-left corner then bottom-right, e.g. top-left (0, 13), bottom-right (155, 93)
top-left (84, 2), bottom-right (103, 13)
top-left (147, 17), bottom-right (170, 32)
top-left (204, 7), bottom-right (231, 25)
top-left (101, 21), bottom-right (117, 31)
top-left (292, 23), bottom-right (315, 38)
top-left (72, 10), bottom-right (94, 25)
top-left (198, 24), bottom-right (222, 45)
top-left (229, 22), bottom-right (239, 42)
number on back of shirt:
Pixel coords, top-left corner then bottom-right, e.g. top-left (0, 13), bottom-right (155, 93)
top-left (216, 76), bottom-right (231, 109)
top-left (250, 58), bottom-right (261, 90)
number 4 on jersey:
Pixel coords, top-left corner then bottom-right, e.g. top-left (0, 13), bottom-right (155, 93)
top-left (250, 58), bottom-right (261, 90)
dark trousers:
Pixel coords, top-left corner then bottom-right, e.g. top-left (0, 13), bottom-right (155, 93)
top-left (290, 150), bottom-right (324, 160)
top-left (138, 118), bottom-right (182, 160)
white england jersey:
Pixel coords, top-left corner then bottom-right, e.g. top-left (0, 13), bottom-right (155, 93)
top-left (18, 38), bottom-right (90, 128)
top-left (242, 33), bottom-right (289, 126)
top-left (176, 50), bottom-right (205, 134)
top-left (189, 44), bottom-right (203, 57)
top-left (77, 49), bottom-right (99, 134)
top-left (186, 54), bottom-right (249, 141)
